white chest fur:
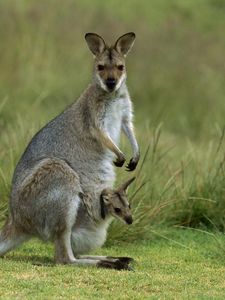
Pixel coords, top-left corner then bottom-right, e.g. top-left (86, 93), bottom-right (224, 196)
top-left (104, 97), bottom-right (125, 145)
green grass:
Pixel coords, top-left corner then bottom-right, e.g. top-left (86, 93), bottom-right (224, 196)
top-left (1, 1), bottom-right (225, 298)
top-left (0, 229), bottom-right (225, 299)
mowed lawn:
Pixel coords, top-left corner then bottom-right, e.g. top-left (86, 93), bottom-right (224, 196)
top-left (0, 229), bottom-right (225, 299)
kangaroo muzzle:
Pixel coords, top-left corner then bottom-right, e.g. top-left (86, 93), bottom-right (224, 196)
top-left (105, 78), bottom-right (116, 91)
top-left (125, 215), bottom-right (133, 225)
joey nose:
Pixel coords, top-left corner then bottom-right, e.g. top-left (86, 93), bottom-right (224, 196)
top-left (105, 78), bottom-right (116, 91)
top-left (125, 216), bottom-right (133, 225)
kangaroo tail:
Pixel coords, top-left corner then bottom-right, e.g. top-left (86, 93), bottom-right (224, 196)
top-left (0, 218), bottom-right (29, 257)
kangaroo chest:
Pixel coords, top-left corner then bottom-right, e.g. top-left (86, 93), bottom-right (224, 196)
top-left (104, 97), bottom-right (124, 144)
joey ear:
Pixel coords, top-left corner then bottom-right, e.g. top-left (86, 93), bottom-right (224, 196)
top-left (102, 195), bottom-right (109, 204)
top-left (100, 189), bottom-right (112, 204)
top-left (85, 33), bottom-right (106, 56)
top-left (117, 177), bottom-right (136, 193)
top-left (100, 190), bottom-right (112, 220)
top-left (114, 32), bottom-right (136, 57)
top-left (78, 192), bottom-right (84, 199)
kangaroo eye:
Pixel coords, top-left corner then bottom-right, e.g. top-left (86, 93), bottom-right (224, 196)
top-left (114, 207), bottom-right (121, 213)
top-left (97, 64), bottom-right (105, 71)
top-left (117, 65), bottom-right (124, 71)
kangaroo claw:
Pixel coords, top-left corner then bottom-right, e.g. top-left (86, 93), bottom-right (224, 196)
top-left (113, 157), bottom-right (126, 167)
top-left (126, 158), bottom-right (138, 171)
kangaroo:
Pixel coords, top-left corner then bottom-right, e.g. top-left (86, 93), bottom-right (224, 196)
top-left (11, 32), bottom-right (139, 198)
top-left (0, 33), bottom-right (139, 269)
top-left (0, 158), bottom-right (135, 270)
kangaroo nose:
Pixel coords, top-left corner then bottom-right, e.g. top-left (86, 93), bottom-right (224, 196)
top-left (105, 78), bottom-right (116, 90)
top-left (125, 216), bottom-right (133, 225)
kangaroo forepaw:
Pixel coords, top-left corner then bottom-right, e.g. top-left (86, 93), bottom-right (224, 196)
top-left (113, 157), bottom-right (126, 167)
top-left (126, 158), bottom-right (138, 171)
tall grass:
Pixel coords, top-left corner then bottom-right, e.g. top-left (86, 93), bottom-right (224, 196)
top-left (110, 125), bottom-right (225, 240)
top-left (0, 0), bottom-right (225, 241)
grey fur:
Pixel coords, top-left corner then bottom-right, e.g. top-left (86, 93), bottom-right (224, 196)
top-left (0, 33), bottom-right (139, 269)
top-left (0, 157), bottom-right (134, 268)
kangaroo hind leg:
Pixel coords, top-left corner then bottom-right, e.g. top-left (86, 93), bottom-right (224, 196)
top-left (54, 194), bottom-right (81, 264)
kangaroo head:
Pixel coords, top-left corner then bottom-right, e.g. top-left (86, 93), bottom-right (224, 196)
top-left (100, 177), bottom-right (135, 225)
top-left (85, 32), bottom-right (135, 93)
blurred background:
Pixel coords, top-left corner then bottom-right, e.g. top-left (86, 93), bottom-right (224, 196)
top-left (0, 0), bottom-right (225, 239)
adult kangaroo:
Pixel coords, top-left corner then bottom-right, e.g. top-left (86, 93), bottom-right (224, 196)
top-left (0, 33), bottom-right (140, 268)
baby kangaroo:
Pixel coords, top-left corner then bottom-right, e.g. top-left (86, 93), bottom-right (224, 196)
top-left (0, 158), bottom-right (135, 270)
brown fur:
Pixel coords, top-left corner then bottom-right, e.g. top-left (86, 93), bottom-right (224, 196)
top-left (95, 47), bottom-right (125, 83)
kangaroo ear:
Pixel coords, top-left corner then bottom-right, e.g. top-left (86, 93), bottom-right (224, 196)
top-left (117, 177), bottom-right (136, 193)
top-left (114, 32), bottom-right (136, 57)
top-left (100, 189), bottom-right (112, 219)
top-left (85, 33), bottom-right (106, 56)
top-left (100, 188), bottom-right (112, 204)
top-left (78, 192), bottom-right (84, 199)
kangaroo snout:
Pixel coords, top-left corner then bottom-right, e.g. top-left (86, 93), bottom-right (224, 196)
top-left (105, 78), bottom-right (116, 91)
top-left (125, 215), bottom-right (133, 225)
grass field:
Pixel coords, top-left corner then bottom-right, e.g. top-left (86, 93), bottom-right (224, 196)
top-left (0, 0), bottom-right (225, 298)
top-left (0, 229), bottom-right (225, 299)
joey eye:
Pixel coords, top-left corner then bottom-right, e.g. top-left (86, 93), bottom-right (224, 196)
top-left (117, 65), bottom-right (124, 71)
top-left (97, 64), bottom-right (105, 71)
top-left (114, 207), bottom-right (121, 214)
top-left (128, 204), bottom-right (131, 209)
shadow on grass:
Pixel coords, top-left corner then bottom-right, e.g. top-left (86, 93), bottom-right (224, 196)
top-left (3, 254), bottom-right (55, 266)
